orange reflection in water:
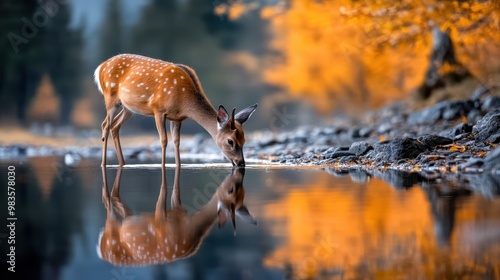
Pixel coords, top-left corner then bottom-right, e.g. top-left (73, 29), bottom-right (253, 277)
top-left (262, 172), bottom-right (500, 279)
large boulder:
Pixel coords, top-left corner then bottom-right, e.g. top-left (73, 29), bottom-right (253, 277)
top-left (473, 109), bottom-right (500, 143)
top-left (373, 138), bottom-right (427, 161)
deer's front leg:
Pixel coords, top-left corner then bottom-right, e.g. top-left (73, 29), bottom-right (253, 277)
top-left (170, 162), bottom-right (182, 209)
top-left (155, 171), bottom-right (168, 221)
top-left (170, 121), bottom-right (182, 166)
top-left (102, 104), bottom-right (120, 167)
top-left (110, 109), bottom-right (133, 166)
top-left (101, 164), bottom-right (110, 211)
top-left (154, 113), bottom-right (168, 183)
top-left (109, 167), bottom-right (131, 218)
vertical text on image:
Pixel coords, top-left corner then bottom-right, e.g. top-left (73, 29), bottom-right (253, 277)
top-left (7, 165), bottom-right (17, 273)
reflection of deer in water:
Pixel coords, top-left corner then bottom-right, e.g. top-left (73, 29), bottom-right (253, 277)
top-left (97, 166), bottom-right (256, 266)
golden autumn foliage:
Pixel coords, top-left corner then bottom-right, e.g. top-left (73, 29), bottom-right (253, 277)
top-left (217, 0), bottom-right (500, 112)
top-left (27, 74), bottom-right (60, 123)
top-left (71, 98), bottom-right (96, 129)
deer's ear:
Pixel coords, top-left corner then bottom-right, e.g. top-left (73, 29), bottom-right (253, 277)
top-left (230, 204), bottom-right (236, 233)
top-left (236, 205), bottom-right (257, 225)
top-left (230, 107), bottom-right (236, 130)
top-left (217, 201), bottom-right (228, 228)
top-left (217, 105), bottom-right (229, 128)
top-left (235, 104), bottom-right (258, 125)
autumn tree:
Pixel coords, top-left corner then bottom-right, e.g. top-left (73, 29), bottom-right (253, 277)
top-left (339, 0), bottom-right (500, 101)
top-left (218, 0), bottom-right (500, 112)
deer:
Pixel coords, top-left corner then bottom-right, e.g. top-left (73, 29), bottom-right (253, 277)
top-left (94, 54), bottom-right (258, 168)
top-left (98, 165), bottom-right (256, 266)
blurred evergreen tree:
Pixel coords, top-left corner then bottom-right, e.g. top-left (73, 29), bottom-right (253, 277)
top-left (0, 0), bottom-right (45, 123)
top-left (43, 2), bottom-right (84, 125)
top-left (131, 0), bottom-right (180, 59)
top-left (131, 1), bottom-right (246, 103)
top-left (0, 0), bottom-right (84, 125)
top-left (99, 0), bottom-right (124, 61)
top-left (123, 0), bottom-right (267, 132)
top-left (129, 0), bottom-right (234, 131)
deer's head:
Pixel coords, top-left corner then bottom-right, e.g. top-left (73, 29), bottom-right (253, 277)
top-left (216, 168), bottom-right (256, 231)
top-left (216, 104), bottom-right (257, 167)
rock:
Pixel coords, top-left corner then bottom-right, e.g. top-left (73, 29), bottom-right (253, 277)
top-left (358, 127), bottom-right (373, 138)
top-left (377, 122), bottom-right (393, 134)
top-left (314, 136), bottom-right (336, 145)
top-left (325, 151), bottom-right (355, 159)
top-left (444, 122), bottom-right (473, 138)
top-left (441, 100), bottom-right (474, 121)
top-left (291, 135), bottom-right (308, 144)
top-left (407, 100), bottom-right (474, 124)
top-left (347, 127), bottom-right (361, 138)
top-left (373, 138), bottom-right (427, 161)
top-left (336, 146), bottom-right (350, 152)
top-left (487, 133), bottom-right (500, 143)
top-left (302, 152), bottom-right (316, 160)
top-left (417, 135), bottom-right (453, 148)
top-left (471, 86), bottom-right (490, 100)
top-left (323, 147), bottom-right (341, 154)
top-left (137, 149), bottom-right (155, 162)
top-left (459, 157), bottom-right (485, 170)
top-left (324, 146), bottom-right (350, 153)
top-left (453, 133), bottom-right (469, 141)
top-left (481, 96), bottom-right (500, 111)
top-left (320, 127), bottom-right (340, 135)
top-left (64, 152), bottom-right (81, 166)
top-left (349, 141), bottom-right (373, 156)
top-left (473, 109), bottom-right (500, 142)
top-left (484, 147), bottom-right (500, 171)
top-left (467, 109), bottom-right (482, 124)
top-left (339, 155), bottom-right (358, 163)
top-left (407, 103), bottom-right (445, 125)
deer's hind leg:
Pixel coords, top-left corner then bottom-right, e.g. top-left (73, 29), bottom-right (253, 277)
top-left (154, 112), bottom-right (168, 184)
top-left (170, 120), bottom-right (182, 166)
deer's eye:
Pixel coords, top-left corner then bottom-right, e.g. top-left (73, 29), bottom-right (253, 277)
top-left (228, 186), bottom-right (234, 195)
top-left (227, 139), bottom-right (234, 146)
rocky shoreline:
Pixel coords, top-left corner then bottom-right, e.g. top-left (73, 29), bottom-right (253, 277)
top-left (245, 91), bottom-right (500, 196)
top-left (249, 94), bottom-right (499, 169)
top-left (1, 90), bottom-right (499, 194)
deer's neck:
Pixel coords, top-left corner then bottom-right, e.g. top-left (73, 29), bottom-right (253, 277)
top-left (186, 96), bottom-right (218, 139)
top-left (190, 194), bottom-right (219, 234)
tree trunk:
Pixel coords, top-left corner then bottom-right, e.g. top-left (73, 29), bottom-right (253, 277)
top-left (416, 28), bottom-right (472, 100)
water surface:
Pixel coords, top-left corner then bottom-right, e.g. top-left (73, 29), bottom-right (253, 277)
top-left (1, 158), bottom-right (500, 279)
